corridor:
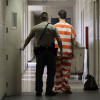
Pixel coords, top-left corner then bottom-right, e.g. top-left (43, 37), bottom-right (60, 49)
top-left (0, 0), bottom-right (100, 100)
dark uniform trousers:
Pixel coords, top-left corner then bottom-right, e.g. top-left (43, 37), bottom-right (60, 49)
top-left (35, 50), bottom-right (56, 93)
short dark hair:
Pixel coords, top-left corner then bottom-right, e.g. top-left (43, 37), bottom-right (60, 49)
top-left (40, 12), bottom-right (48, 21)
top-left (58, 10), bottom-right (67, 19)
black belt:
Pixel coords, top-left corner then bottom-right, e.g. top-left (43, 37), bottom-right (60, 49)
top-left (39, 46), bottom-right (53, 50)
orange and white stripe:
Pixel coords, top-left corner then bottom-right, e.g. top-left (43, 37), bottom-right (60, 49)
top-left (54, 57), bottom-right (72, 93)
top-left (55, 23), bottom-right (76, 57)
top-left (54, 23), bottom-right (76, 93)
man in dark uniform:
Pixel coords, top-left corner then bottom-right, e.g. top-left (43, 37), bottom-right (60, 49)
top-left (21, 12), bottom-right (63, 96)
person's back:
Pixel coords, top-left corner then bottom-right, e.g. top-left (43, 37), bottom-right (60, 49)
top-left (55, 22), bottom-right (76, 57)
top-left (21, 12), bottom-right (63, 96)
top-left (33, 22), bottom-right (59, 47)
top-left (54, 10), bottom-right (76, 94)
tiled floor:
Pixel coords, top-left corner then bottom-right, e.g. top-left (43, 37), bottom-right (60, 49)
top-left (4, 63), bottom-right (100, 100)
top-left (4, 91), bottom-right (100, 100)
top-left (22, 63), bottom-right (84, 93)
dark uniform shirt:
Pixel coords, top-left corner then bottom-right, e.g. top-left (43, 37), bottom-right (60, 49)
top-left (28, 21), bottom-right (61, 47)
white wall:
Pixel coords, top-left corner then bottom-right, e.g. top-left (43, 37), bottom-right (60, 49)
top-left (74, 0), bottom-right (94, 74)
top-left (21, 0), bottom-right (28, 74)
top-left (99, 0), bottom-right (100, 86)
top-left (74, 0), bottom-right (100, 86)
top-left (0, 0), bottom-right (6, 99)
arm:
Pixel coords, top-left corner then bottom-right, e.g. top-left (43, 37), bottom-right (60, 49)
top-left (72, 39), bottom-right (79, 58)
top-left (72, 39), bottom-right (74, 58)
top-left (21, 28), bottom-right (34, 50)
top-left (71, 26), bottom-right (77, 58)
top-left (57, 37), bottom-right (63, 56)
top-left (21, 36), bottom-right (32, 50)
top-left (73, 39), bottom-right (79, 46)
top-left (54, 28), bottom-right (63, 56)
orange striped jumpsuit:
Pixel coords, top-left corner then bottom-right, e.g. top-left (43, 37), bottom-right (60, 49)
top-left (54, 23), bottom-right (76, 93)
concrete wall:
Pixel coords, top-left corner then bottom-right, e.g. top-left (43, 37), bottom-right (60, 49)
top-left (73, 0), bottom-right (100, 85)
top-left (0, 0), bottom-right (6, 99)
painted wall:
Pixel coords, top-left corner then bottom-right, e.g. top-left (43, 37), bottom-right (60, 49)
top-left (21, 0), bottom-right (28, 74)
top-left (21, 0), bottom-right (29, 92)
top-left (0, 0), bottom-right (6, 99)
top-left (73, 0), bottom-right (100, 85)
top-left (99, 0), bottom-right (100, 86)
top-left (74, 0), bottom-right (94, 74)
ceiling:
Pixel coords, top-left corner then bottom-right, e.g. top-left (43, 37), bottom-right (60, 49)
top-left (28, 0), bottom-right (74, 1)
top-left (27, 0), bottom-right (76, 7)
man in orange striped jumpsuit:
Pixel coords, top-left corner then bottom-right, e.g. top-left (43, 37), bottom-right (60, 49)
top-left (54, 10), bottom-right (77, 94)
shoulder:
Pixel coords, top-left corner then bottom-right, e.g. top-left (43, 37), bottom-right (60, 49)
top-left (65, 23), bottom-right (72, 27)
top-left (64, 23), bottom-right (73, 29)
top-left (49, 23), bottom-right (55, 27)
top-left (65, 23), bottom-right (71, 26)
top-left (31, 23), bottom-right (42, 30)
top-left (48, 23), bottom-right (57, 30)
top-left (35, 23), bottom-right (42, 28)
top-left (54, 23), bottom-right (60, 27)
top-left (54, 23), bottom-right (71, 28)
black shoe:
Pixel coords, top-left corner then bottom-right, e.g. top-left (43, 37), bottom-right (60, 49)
top-left (45, 91), bottom-right (56, 96)
top-left (63, 90), bottom-right (72, 94)
top-left (36, 93), bottom-right (42, 96)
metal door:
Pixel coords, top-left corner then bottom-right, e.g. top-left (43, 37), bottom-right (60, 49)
top-left (5, 0), bottom-right (22, 95)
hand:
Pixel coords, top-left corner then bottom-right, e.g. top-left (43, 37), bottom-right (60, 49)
top-left (72, 53), bottom-right (74, 58)
top-left (75, 40), bottom-right (79, 46)
top-left (20, 47), bottom-right (24, 51)
top-left (76, 42), bottom-right (79, 46)
top-left (60, 50), bottom-right (63, 57)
